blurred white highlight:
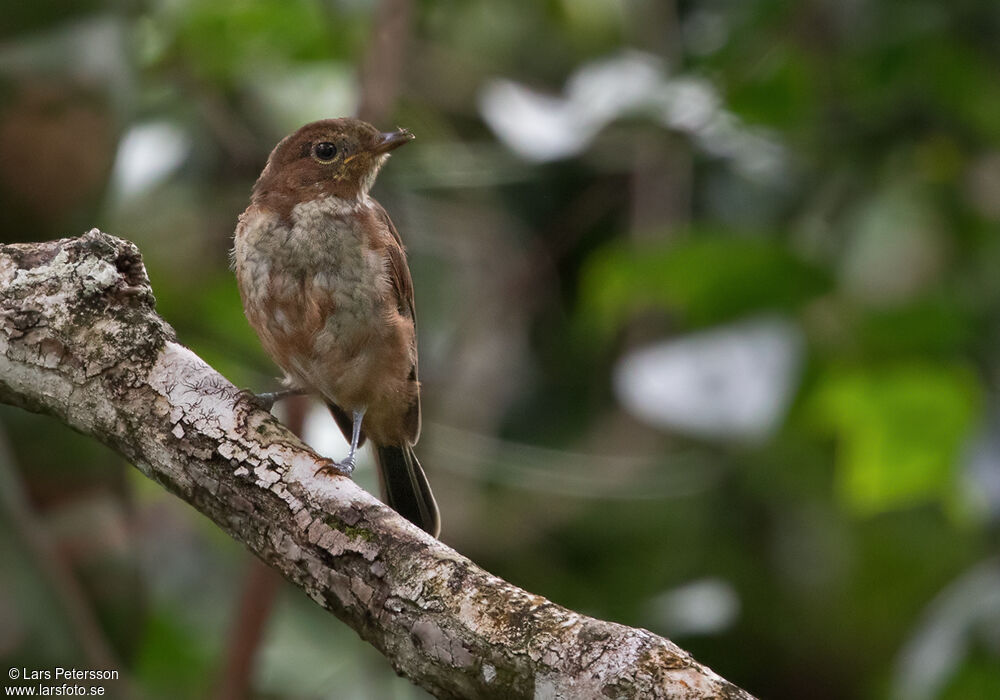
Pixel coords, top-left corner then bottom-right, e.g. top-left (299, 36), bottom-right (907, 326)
top-left (646, 578), bottom-right (740, 636)
top-left (479, 51), bottom-right (785, 182)
top-left (109, 122), bottom-right (190, 200)
top-left (964, 418), bottom-right (1000, 521)
top-left (892, 561), bottom-right (1000, 700)
top-left (248, 63), bottom-right (358, 133)
top-left (613, 316), bottom-right (803, 442)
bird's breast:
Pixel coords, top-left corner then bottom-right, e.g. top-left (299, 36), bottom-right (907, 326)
top-left (234, 196), bottom-right (392, 383)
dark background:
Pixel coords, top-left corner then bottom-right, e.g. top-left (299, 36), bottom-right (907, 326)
top-left (2, 1), bottom-right (999, 698)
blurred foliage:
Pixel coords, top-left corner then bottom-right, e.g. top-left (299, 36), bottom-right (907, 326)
top-left (2, 0), bottom-right (1000, 699)
top-left (809, 363), bottom-right (981, 515)
top-left (580, 232), bottom-right (831, 330)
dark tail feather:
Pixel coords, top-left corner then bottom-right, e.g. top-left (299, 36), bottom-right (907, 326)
top-left (374, 445), bottom-right (440, 537)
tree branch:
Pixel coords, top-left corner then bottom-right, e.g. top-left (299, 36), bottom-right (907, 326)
top-left (0, 230), bottom-right (755, 700)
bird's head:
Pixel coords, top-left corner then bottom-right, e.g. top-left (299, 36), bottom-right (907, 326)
top-left (251, 118), bottom-right (413, 211)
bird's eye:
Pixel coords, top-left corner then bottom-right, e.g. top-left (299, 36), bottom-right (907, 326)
top-left (313, 142), bottom-right (338, 162)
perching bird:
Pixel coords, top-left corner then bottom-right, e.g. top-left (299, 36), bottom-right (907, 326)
top-left (232, 118), bottom-right (440, 537)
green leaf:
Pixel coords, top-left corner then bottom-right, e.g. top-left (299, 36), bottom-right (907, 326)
top-left (809, 363), bottom-right (981, 515)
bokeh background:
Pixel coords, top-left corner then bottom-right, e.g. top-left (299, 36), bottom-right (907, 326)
top-left (3, 1), bottom-right (1000, 698)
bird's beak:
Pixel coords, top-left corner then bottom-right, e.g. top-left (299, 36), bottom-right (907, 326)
top-left (373, 129), bottom-right (415, 154)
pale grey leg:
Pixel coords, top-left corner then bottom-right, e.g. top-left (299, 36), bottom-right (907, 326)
top-left (252, 387), bottom-right (307, 411)
top-left (240, 384), bottom-right (307, 413)
top-left (337, 408), bottom-right (366, 474)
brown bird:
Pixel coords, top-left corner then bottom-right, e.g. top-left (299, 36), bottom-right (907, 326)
top-left (232, 118), bottom-right (440, 537)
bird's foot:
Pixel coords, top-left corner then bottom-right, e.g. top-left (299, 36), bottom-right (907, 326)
top-left (337, 454), bottom-right (357, 475)
top-left (314, 456), bottom-right (355, 478)
top-left (240, 387), bottom-right (305, 412)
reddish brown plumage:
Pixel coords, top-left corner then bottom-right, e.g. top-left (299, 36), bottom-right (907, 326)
top-left (250, 119), bottom-right (411, 223)
top-left (232, 118), bottom-right (438, 536)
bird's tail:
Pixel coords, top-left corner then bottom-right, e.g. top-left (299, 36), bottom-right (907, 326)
top-left (374, 444), bottom-right (440, 537)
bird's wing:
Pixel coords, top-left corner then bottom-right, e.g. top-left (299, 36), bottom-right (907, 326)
top-left (372, 200), bottom-right (421, 443)
top-left (372, 201), bottom-right (416, 320)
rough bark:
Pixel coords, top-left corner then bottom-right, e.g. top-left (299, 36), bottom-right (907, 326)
top-left (0, 230), bottom-right (756, 700)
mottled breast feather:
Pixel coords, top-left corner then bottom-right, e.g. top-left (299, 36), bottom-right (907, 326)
top-left (233, 194), bottom-right (420, 445)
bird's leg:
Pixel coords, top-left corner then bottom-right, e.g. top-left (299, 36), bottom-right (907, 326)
top-left (242, 387), bottom-right (307, 412)
top-left (336, 409), bottom-right (366, 474)
top-left (315, 409), bottom-right (366, 478)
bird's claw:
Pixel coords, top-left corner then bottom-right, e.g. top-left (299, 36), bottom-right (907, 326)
top-left (314, 457), bottom-right (355, 478)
